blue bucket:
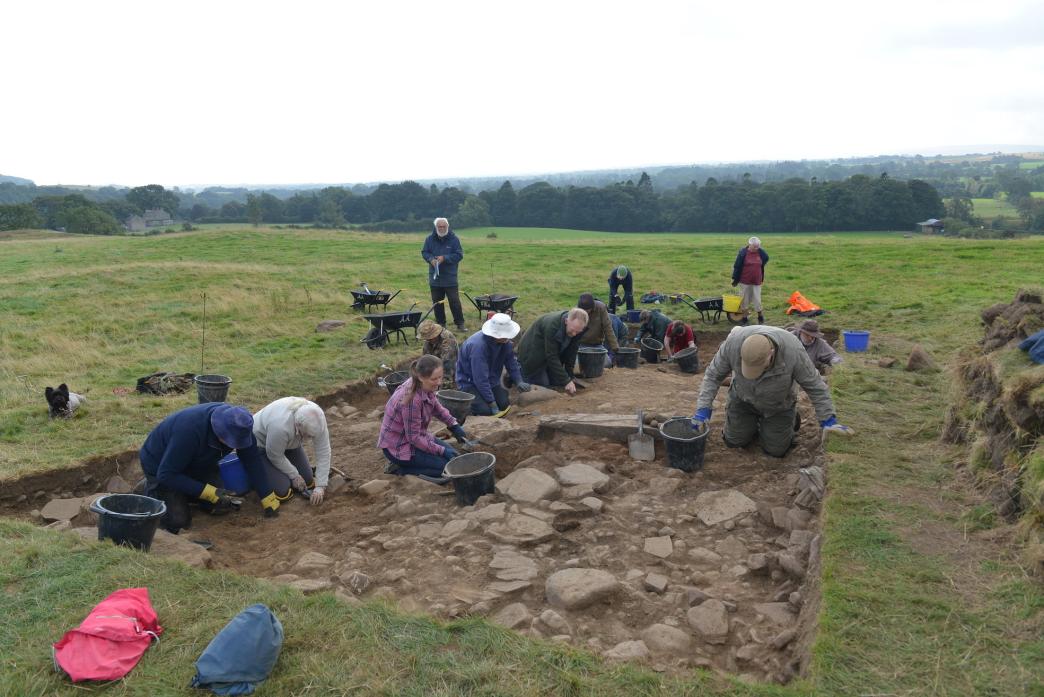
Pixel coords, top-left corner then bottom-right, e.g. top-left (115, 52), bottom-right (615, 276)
top-left (842, 330), bottom-right (870, 352)
top-left (218, 453), bottom-right (250, 494)
top-left (626, 310), bottom-right (642, 322)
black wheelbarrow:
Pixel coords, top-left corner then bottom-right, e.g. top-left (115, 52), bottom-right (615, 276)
top-left (361, 307), bottom-right (422, 349)
top-left (350, 284), bottom-right (401, 312)
top-left (463, 292), bottom-right (519, 324)
top-left (681, 294), bottom-right (724, 324)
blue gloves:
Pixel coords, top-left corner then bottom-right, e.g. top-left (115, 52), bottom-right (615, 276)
top-left (517, 382), bottom-right (532, 392)
top-left (691, 407), bottom-right (712, 430)
top-left (443, 445), bottom-right (460, 460)
top-left (449, 424), bottom-right (467, 444)
top-left (820, 415), bottom-right (854, 436)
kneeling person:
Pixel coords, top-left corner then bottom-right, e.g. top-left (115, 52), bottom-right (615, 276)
top-left (456, 313), bottom-right (529, 417)
top-left (138, 403), bottom-right (280, 533)
top-left (378, 355), bottom-right (470, 483)
top-left (789, 319), bottom-right (841, 376)
top-left (253, 397), bottom-right (332, 505)
top-left (691, 325), bottom-right (852, 457)
top-left (517, 308), bottom-right (589, 396)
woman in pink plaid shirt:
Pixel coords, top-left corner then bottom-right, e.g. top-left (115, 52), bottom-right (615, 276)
top-left (378, 355), bottom-right (469, 483)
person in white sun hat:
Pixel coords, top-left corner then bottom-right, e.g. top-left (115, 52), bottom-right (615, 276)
top-left (455, 312), bottom-right (530, 417)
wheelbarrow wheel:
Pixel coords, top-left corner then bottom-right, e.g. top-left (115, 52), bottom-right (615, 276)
top-left (726, 311), bottom-right (747, 325)
top-left (363, 327), bottom-right (389, 350)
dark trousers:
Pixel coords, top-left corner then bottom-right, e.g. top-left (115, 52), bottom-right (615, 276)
top-left (464, 384), bottom-right (509, 415)
top-left (382, 438), bottom-right (454, 478)
top-left (430, 286), bottom-right (465, 328)
top-left (722, 397), bottom-right (797, 458)
top-left (258, 447), bottom-right (313, 498)
top-left (608, 276), bottom-right (634, 312)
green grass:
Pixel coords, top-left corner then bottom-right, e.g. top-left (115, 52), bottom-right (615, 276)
top-left (1018, 161), bottom-right (1044, 170)
top-left (970, 197), bottom-right (1020, 220)
top-left (1, 226), bottom-right (1043, 695)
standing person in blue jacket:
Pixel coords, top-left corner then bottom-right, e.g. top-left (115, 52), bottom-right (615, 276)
top-left (422, 217), bottom-right (466, 332)
top-left (138, 403), bottom-right (281, 534)
top-left (456, 313), bottom-right (531, 417)
top-left (607, 265), bottom-right (634, 314)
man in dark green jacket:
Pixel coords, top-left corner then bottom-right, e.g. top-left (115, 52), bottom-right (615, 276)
top-left (517, 309), bottom-right (589, 396)
top-left (636, 309), bottom-right (671, 344)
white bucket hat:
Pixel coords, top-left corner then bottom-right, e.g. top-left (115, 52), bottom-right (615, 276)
top-left (482, 312), bottom-right (520, 340)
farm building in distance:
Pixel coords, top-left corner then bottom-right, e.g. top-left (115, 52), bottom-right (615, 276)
top-left (125, 208), bottom-right (174, 232)
top-left (917, 218), bottom-right (945, 234)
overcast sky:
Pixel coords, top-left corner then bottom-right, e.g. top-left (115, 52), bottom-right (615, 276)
top-left (4, 0), bottom-right (1043, 187)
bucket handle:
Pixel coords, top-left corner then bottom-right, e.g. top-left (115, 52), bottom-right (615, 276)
top-left (89, 496), bottom-right (167, 517)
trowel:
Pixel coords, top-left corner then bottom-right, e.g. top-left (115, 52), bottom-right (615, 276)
top-left (628, 409), bottom-right (655, 461)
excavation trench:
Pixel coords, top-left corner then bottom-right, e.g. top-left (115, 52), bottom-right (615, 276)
top-left (2, 330), bottom-right (827, 683)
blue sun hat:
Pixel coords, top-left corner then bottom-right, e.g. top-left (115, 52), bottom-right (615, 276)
top-left (210, 405), bottom-right (254, 449)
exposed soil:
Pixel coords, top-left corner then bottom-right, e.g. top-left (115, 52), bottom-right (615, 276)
top-left (1, 329), bottom-right (826, 683)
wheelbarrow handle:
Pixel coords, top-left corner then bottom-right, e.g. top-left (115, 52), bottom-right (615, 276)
top-left (462, 292), bottom-right (477, 308)
top-left (387, 289), bottom-right (402, 303)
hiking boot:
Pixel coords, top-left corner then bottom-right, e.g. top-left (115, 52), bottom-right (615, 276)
top-left (739, 317), bottom-right (749, 326)
top-left (414, 474), bottom-right (450, 485)
top-left (383, 462), bottom-right (401, 475)
top-left (757, 313), bottom-right (765, 324)
top-left (455, 324), bottom-right (467, 333)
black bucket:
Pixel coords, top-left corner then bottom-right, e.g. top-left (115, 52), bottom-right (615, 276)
top-left (615, 347), bottom-right (639, 369)
top-left (437, 389), bottom-right (475, 425)
top-left (640, 338), bottom-right (663, 364)
top-left (673, 346), bottom-right (700, 374)
top-left (577, 346), bottom-right (608, 378)
top-left (89, 494), bottom-right (167, 552)
top-left (195, 374), bottom-right (231, 403)
top-left (443, 452), bottom-right (496, 506)
top-left (658, 418), bottom-right (709, 473)
top-left (383, 371), bottom-right (409, 395)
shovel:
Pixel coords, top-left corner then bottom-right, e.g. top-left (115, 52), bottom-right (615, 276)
top-left (628, 409), bottom-right (655, 461)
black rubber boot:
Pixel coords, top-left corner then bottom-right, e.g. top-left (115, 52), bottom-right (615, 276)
top-left (758, 313), bottom-right (765, 324)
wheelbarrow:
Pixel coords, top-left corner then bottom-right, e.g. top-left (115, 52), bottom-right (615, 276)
top-left (360, 305), bottom-right (422, 349)
top-left (350, 283), bottom-right (401, 312)
top-left (463, 292), bottom-right (519, 324)
top-left (680, 294), bottom-right (724, 324)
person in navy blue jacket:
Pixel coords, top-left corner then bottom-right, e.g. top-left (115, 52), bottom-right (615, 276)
top-left (456, 313), bottom-right (531, 416)
top-left (421, 217), bottom-right (466, 331)
top-left (138, 402), bottom-right (280, 533)
top-left (607, 265), bottom-right (634, 314)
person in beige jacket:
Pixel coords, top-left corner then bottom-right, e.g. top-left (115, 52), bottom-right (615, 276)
top-left (577, 293), bottom-right (619, 366)
top-left (253, 397), bottom-right (332, 505)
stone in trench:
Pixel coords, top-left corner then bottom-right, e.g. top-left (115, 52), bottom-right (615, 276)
top-left (468, 501), bottom-right (507, 522)
top-left (785, 507), bottom-right (813, 531)
top-left (714, 536), bottom-right (748, 559)
top-left (579, 497), bottom-right (604, 513)
top-left (545, 568), bottom-right (620, 610)
top-left (746, 553), bottom-right (771, 574)
top-left (641, 623), bottom-right (692, 656)
top-left (777, 553), bottom-right (806, 579)
top-left (770, 506), bottom-right (790, 530)
top-left (647, 477), bottom-right (681, 496)
top-left (105, 475), bottom-right (134, 494)
top-left (694, 489), bottom-right (758, 526)
top-left (487, 514), bottom-right (556, 546)
top-left (40, 498), bottom-right (83, 522)
top-left (553, 463), bottom-right (610, 492)
top-left (492, 602), bottom-right (532, 629)
top-left (441, 519), bottom-right (472, 539)
top-left (290, 578), bottom-right (335, 594)
top-left (906, 344), bottom-right (938, 372)
top-left (643, 573), bottom-right (669, 594)
top-left (603, 640), bottom-right (650, 661)
top-left (688, 547), bottom-right (723, 565)
top-left (687, 599), bottom-right (730, 644)
top-left (771, 628), bottom-right (798, 649)
top-left (488, 580), bottom-right (531, 595)
top-left (326, 474), bottom-right (348, 494)
top-left (488, 549), bottom-right (538, 581)
top-left (539, 609), bottom-right (572, 635)
top-left (644, 536), bottom-right (673, 559)
top-left (359, 479), bottom-right (392, 497)
top-left (754, 602), bottom-right (798, 625)
top-left (736, 643), bottom-right (761, 662)
top-left (495, 468), bottom-right (560, 503)
top-left (148, 529), bottom-right (213, 568)
top-left (294, 551), bottom-right (334, 574)
top-left (345, 571), bottom-right (371, 595)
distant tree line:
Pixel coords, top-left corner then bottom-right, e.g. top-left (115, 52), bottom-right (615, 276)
top-left (1, 174), bottom-right (948, 233)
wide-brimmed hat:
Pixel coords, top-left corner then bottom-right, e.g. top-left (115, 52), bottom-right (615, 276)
top-left (740, 334), bottom-right (774, 380)
top-left (482, 312), bottom-right (520, 340)
top-left (797, 319), bottom-right (824, 338)
top-left (417, 320), bottom-right (443, 341)
top-left (210, 404), bottom-right (254, 449)
top-left (577, 293), bottom-right (595, 311)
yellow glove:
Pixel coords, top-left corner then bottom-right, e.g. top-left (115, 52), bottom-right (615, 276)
top-left (260, 492), bottom-right (281, 518)
top-left (493, 405), bottom-right (511, 418)
top-left (199, 484), bottom-right (221, 504)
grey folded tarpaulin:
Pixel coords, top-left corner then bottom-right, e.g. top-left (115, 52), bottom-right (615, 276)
top-left (190, 604), bottom-right (283, 695)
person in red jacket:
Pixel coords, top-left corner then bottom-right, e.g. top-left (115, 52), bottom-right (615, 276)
top-left (664, 320), bottom-right (696, 358)
top-left (731, 236), bottom-right (769, 325)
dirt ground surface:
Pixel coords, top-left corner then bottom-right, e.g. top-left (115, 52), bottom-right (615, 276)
top-left (7, 330), bottom-right (828, 683)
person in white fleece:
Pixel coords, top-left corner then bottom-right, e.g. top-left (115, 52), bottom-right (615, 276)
top-left (253, 397), bottom-right (332, 505)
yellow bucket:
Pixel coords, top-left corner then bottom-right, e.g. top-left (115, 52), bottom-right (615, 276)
top-left (722, 294), bottom-right (742, 312)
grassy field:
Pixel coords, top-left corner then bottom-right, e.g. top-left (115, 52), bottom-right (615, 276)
top-left (1, 226), bottom-right (1042, 695)
top-left (970, 197), bottom-right (1021, 220)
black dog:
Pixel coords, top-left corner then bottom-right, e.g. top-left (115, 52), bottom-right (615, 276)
top-left (45, 383), bottom-right (86, 419)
